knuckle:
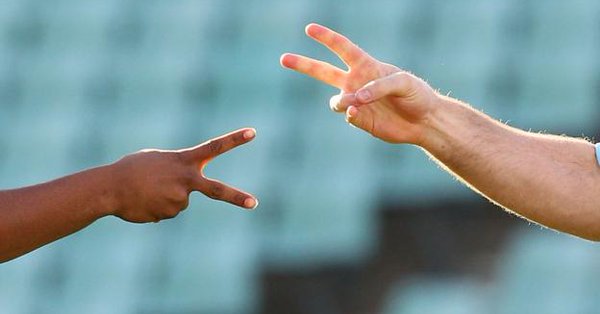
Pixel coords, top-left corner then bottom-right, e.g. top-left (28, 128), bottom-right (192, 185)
top-left (362, 60), bottom-right (379, 74)
top-left (234, 131), bottom-right (247, 144)
top-left (174, 189), bottom-right (189, 203)
top-left (171, 207), bottom-right (181, 217)
top-left (391, 71), bottom-right (407, 82)
top-left (394, 71), bottom-right (413, 85)
top-left (234, 193), bottom-right (246, 205)
top-left (180, 199), bottom-right (190, 211)
top-left (305, 62), bottom-right (315, 73)
top-left (183, 171), bottom-right (198, 187)
top-left (207, 139), bottom-right (223, 155)
top-left (331, 69), bottom-right (343, 80)
top-left (391, 72), bottom-right (415, 93)
top-left (163, 207), bottom-right (180, 219)
top-left (207, 184), bottom-right (224, 200)
top-left (299, 59), bottom-right (312, 71)
top-left (175, 151), bottom-right (188, 165)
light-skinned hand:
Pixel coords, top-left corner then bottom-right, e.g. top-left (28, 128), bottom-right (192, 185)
top-left (281, 23), bottom-right (441, 145)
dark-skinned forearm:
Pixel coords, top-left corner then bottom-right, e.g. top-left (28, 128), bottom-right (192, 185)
top-left (0, 165), bottom-right (116, 262)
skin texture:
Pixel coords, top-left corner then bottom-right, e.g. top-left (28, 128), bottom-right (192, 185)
top-left (0, 128), bottom-right (258, 262)
top-left (281, 23), bottom-right (600, 241)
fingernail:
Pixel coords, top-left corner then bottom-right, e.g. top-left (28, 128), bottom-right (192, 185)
top-left (329, 101), bottom-right (339, 111)
top-left (305, 23), bottom-right (319, 35)
top-left (347, 106), bottom-right (358, 117)
top-left (244, 198), bottom-right (258, 209)
top-left (357, 90), bottom-right (371, 102)
top-left (280, 54), bottom-right (293, 67)
top-left (243, 129), bottom-right (256, 140)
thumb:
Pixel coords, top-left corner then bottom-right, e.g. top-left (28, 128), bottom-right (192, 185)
top-left (345, 105), bottom-right (372, 133)
top-left (355, 72), bottom-right (415, 104)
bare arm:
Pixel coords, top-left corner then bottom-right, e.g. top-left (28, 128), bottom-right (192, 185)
top-left (281, 23), bottom-right (600, 240)
top-left (425, 97), bottom-right (600, 240)
top-left (0, 128), bottom-right (258, 262)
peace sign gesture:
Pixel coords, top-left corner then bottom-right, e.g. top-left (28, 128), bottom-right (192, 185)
top-left (281, 23), bottom-right (440, 145)
top-left (111, 128), bottom-right (258, 223)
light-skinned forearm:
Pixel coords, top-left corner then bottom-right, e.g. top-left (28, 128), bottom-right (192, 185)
top-left (0, 165), bottom-right (115, 262)
top-left (280, 23), bottom-right (600, 240)
top-left (422, 96), bottom-right (600, 240)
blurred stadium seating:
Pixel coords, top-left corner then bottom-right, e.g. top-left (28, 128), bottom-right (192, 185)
top-left (0, 0), bottom-right (598, 313)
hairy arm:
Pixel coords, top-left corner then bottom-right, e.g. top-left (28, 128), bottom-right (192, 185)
top-left (424, 97), bottom-right (600, 240)
top-left (0, 128), bottom-right (258, 262)
top-left (281, 23), bottom-right (600, 240)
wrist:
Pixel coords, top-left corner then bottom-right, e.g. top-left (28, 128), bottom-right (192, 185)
top-left (420, 94), bottom-right (464, 153)
top-left (90, 163), bottom-right (121, 218)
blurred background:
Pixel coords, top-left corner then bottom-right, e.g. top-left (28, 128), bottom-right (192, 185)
top-left (1, 0), bottom-right (599, 313)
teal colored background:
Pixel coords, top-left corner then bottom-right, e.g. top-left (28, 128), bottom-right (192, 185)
top-left (0, 1), bottom-right (599, 313)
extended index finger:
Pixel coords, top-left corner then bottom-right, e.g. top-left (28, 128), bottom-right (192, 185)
top-left (181, 128), bottom-right (256, 161)
top-left (305, 23), bottom-right (369, 67)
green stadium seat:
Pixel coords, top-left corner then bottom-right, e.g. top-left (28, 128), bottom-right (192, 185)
top-left (42, 219), bottom-right (147, 314)
top-left (424, 1), bottom-right (507, 107)
top-left (513, 0), bottom-right (599, 133)
top-left (493, 229), bottom-right (599, 314)
top-left (381, 276), bottom-right (488, 314)
top-left (0, 249), bottom-right (49, 314)
top-left (143, 204), bottom-right (260, 314)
